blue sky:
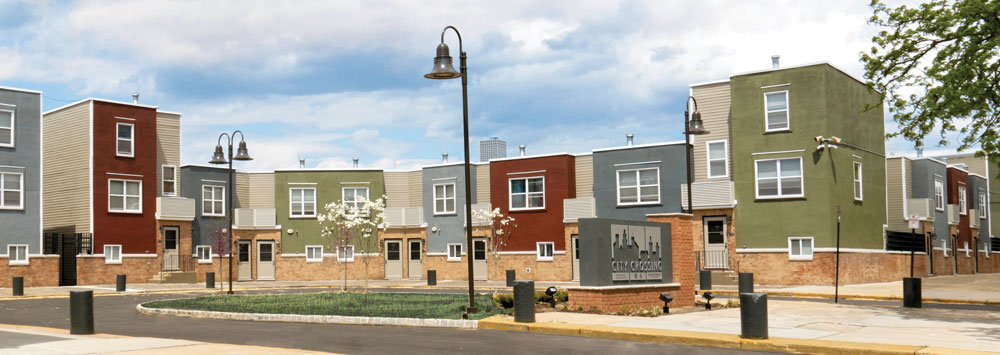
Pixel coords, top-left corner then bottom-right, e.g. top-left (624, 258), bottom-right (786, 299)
top-left (0, 0), bottom-right (955, 171)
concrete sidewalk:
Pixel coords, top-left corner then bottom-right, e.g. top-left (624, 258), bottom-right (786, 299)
top-left (0, 323), bottom-right (329, 354)
top-left (713, 273), bottom-right (1000, 304)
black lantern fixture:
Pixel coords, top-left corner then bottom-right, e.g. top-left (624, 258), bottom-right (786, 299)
top-left (545, 286), bottom-right (558, 308)
top-left (659, 292), bottom-right (674, 314)
top-left (702, 291), bottom-right (715, 310)
top-left (684, 96), bottom-right (710, 214)
top-left (209, 131), bottom-right (252, 295)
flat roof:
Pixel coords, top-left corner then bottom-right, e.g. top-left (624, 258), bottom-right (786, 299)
top-left (0, 85), bottom-right (42, 95)
top-left (592, 140), bottom-right (686, 153)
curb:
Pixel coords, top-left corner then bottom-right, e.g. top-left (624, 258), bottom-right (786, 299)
top-left (136, 303), bottom-right (479, 329)
top-left (478, 317), bottom-right (991, 355)
top-left (701, 290), bottom-right (1000, 306)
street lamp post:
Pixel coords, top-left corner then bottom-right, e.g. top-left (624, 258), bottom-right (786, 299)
top-left (684, 97), bottom-right (710, 213)
top-left (424, 25), bottom-right (478, 317)
top-left (209, 131), bottom-right (252, 295)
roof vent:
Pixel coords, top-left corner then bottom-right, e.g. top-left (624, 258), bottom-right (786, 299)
top-left (132, 93), bottom-right (139, 104)
top-left (519, 145), bottom-right (526, 156)
top-left (627, 134), bottom-right (634, 146)
top-left (771, 55), bottom-right (780, 69)
top-left (442, 153), bottom-right (449, 163)
top-left (299, 158), bottom-right (305, 168)
top-left (353, 157), bottom-right (359, 168)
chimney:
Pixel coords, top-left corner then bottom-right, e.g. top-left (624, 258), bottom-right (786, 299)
top-left (132, 93), bottom-right (139, 104)
top-left (519, 145), bottom-right (526, 156)
top-left (442, 153), bottom-right (449, 163)
top-left (626, 134), bottom-right (634, 146)
top-left (298, 158), bottom-right (305, 168)
top-left (353, 157), bottom-right (359, 168)
top-left (771, 55), bottom-right (780, 69)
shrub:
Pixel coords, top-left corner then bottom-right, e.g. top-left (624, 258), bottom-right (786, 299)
top-left (493, 293), bottom-right (514, 309)
top-left (554, 289), bottom-right (569, 302)
top-left (534, 292), bottom-right (553, 304)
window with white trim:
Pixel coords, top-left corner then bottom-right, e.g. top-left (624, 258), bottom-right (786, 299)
top-left (104, 245), bottom-right (122, 264)
top-left (764, 91), bottom-right (789, 131)
top-left (707, 141), bottom-right (728, 178)
top-left (162, 165), bottom-right (176, 196)
top-left (0, 108), bottom-right (13, 147)
top-left (959, 186), bottom-right (967, 215)
top-left (755, 158), bottom-right (803, 198)
top-left (196, 245), bottom-right (212, 263)
top-left (510, 177), bottom-right (544, 210)
top-left (116, 122), bottom-right (134, 157)
top-left (337, 245), bottom-right (354, 262)
top-left (788, 237), bottom-right (813, 260)
top-left (934, 180), bottom-right (945, 211)
top-left (617, 168), bottom-right (659, 205)
top-left (434, 183), bottom-right (456, 214)
top-left (0, 172), bottom-right (23, 210)
top-left (537, 242), bottom-right (554, 261)
top-left (447, 243), bottom-right (462, 261)
top-left (980, 190), bottom-right (987, 219)
top-left (289, 187), bottom-right (316, 217)
top-left (202, 185), bottom-right (225, 216)
top-left (342, 187), bottom-right (369, 211)
top-left (109, 179), bottom-right (141, 213)
top-left (306, 245), bottom-right (323, 262)
top-left (853, 162), bottom-right (863, 201)
top-left (7, 245), bottom-right (27, 265)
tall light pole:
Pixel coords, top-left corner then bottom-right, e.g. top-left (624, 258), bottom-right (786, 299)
top-left (684, 97), bottom-right (710, 213)
top-left (209, 131), bottom-right (252, 295)
top-left (424, 25), bottom-right (478, 316)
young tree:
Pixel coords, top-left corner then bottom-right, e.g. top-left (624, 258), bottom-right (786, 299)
top-left (208, 221), bottom-right (232, 295)
top-left (317, 195), bottom-right (388, 294)
top-left (473, 207), bottom-right (517, 283)
top-left (861, 0), bottom-right (1000, 154)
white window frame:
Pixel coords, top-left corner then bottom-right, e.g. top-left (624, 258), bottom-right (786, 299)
top-left (433, 183), bottom-right (456, 215)
top-left (959, 186), bottom-right (968, 215)
top-left (342, 187), bottom-right (370, 212)
top-left (853, 162), bottom-right (863, 201)
top-left (7, 244), bottom-right (28, 265)
top-left (706, 140), bottom-right (728, 178)
top-left (161, 165), bottom-right (177, 196)
top-left (754, 157), bottom-right (804, 199)
top-left (447, 243), bottom-right (463, 261)
top-left (536, 242), bottom-right (554, 261)
top-left (0, 106), bottom-right (14, 148)
top-left (616, 168), bottom-right (660, 206)
top-left (196, 245), bottom-right (212, 264)
top-left (337, 245), bottom-right (354, 262)
top-left (108, 179), bottom-right (142, 214)
top-left (104, 244), bottom-right (122, 264)
top-left (116, 122), bottom-right (134, 158)
top-left (509, 176), bottom-right (545, 211)
top-left (980, 190), bottom-right (987, 219)
top-left (306, 245), bottom-right (324, 262)
top-left (202, 185), bottom-right (225, 217)
top-left (934, 180), bottom-right (945, 211)
top-left (764, 91), bottom-right (790, 132)
top-left (289, 187), bottom-right (317, 218)
top-left (788, 237), bottom-right (813, 261)
top-left (0, 172), bottom-right (24, 210)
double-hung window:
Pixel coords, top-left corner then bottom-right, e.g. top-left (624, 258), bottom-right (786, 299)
top-left (0, 107), bottom-right (13, 147)
top-left (755, 158), bottom-right (803, 198)
top-left (202, 185), bottom-right (225, 216)
top-left (104, 245), bottom-right (122, 264)
top-left (162, 165), bottom-right (176, 196)
top-left (853, 162), bottom-right (863, 201)
top-left (980, 191), bottom-right (987, 219)
top-left (707, 141), bottom-right (728, 178)
top-left (617, 168), bottom-right (659, 205)
top-left (764, 91), bottom-right (789, 132)
top-left (447, 243), bottom-right (462, 261)
top-left (337, 245), bottom-right (354, 262)
top-left (537, 242), bottom-right (554, 261)
top-left (196, 246), bottom-right (212, 263)
top-left (934, 180), bottom-right (945, 211)
top-left (109, 179), bottom-right (141, 213)
top-left (306, 245), bottom-right (324, 262)
top-left (0, 172), bottom-right (23, 210)
top-left (116, 122), bottom-right (134, 157)
top-left (434, 183), bottom-right (456, 214)
top-left (788, 237), bottom-right (813, 260)
top-left (7, 245), bottom-right (28, 265)
top-left (959, 186), bottom-right (967, 215)
top-left (342, 187), bottom-right (369, 212)
top-left (510, 177), bottom-right (545, 210)
top-left (289, 187), bottom-right (316, 217)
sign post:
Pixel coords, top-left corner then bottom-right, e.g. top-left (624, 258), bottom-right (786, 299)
top-left (834, 206), bottom-right (841, 304)
top-left (908, 215), bottom-right (920, 277)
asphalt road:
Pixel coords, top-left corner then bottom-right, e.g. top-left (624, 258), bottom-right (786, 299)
top-left (0, 289), bottom-right (776, 355)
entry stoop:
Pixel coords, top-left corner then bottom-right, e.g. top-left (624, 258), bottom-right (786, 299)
top-left (148, 271), bottom-right (198, 284)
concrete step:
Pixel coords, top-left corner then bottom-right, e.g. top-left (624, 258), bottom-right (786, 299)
top-left (148, 271), bottom-right (197, 284)
top-left (693, 270), bottom-right (738, 286)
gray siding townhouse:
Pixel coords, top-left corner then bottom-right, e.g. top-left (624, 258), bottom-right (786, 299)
top-left (0, 87), bottom-right (43, 272)
top-left (421, 161), bottom-right (487, 280)
top-left (591, 141), bottom-right (689, 220)
top-left (886, 157), bottom-right (950, 274)
top-left (180, 165), bottom-right (233, 253)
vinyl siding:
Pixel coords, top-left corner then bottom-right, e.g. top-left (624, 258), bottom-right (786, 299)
top-left (941, 155), bottom-right (987, 177)
top-left (886, 157), bottom-right (906, 231)
top-left (42, 102), bottom-right (91, 233)
top-left (155, 112), bottom-right (181, 197)
top-left (384, 171), bottom-right (411, 208)
top-left (407, 170), bottom-right (422, 207)
top-left (475, 164), bottom-right (490, 204)
top-left (247, 172), bottom-right (274, 208)
top-left (574, 154), bottom-right (593, 198)
top-left (235, 172), bottom-right (250, 208)
top-left (691, 81), bottom-right (731, 181)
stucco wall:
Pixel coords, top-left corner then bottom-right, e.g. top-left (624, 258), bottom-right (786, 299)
top-left (422, 163), bottom-right (476, 253)
top-left (592, 143), bottom-right (688, 220)
top-left (180, 165), bottom-right (232, 253)
top-left (489, 155), bottom-right (574, 252)
top-left (0, 88), bottom-right (42, 254)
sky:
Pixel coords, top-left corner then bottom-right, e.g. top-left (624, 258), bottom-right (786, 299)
top-left (0, 0), bottom-right (959, 171)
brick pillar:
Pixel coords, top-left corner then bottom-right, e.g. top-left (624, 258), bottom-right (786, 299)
top-left (647, 214), bottom-right (695, 307)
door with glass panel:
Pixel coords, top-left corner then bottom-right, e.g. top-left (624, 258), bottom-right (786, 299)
top-left (407, 239), bottom-right (422, 280)
top-left (257, 241), bottom-right (275, 281)
top-left (237, 241), bottom-right (252, 281)
top-left (162, 227), bottom-right (180, 271)
top-left (385, 240), bottom-right (403, 280)
top-left (473, 238), bottom-right (487, 280)
top-left (703, 217), bottom-right (728, 269)
top-left (572, 235), bottom-right (580, 281)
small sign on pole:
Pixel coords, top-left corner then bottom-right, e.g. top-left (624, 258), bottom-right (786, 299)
top-left (908, 215), bottom-right (920, 230)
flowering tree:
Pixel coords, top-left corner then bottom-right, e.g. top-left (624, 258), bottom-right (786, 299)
top-left (208, 221), bottom-right (232, 295)
top-left (473, 207), bottom-right (517, 282)
top-left (317, 195), bottom-right (388, 293)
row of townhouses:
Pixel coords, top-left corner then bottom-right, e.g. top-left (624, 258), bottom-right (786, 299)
top-left (3, 62), bottom-right (999, 288)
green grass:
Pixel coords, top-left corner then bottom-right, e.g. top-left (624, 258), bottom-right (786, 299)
top-left (142, 292), bottom-right (509, 320)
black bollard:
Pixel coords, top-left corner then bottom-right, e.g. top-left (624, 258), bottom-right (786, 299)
top-left (739, 293), bottom-right (768, 339)
top-left (116, 274), bottom-right (126, 292)
top-left (206, 272), bottom-right (215, 289)
top-left (12, 276), bottom-right (24, 296)
top-left (738, 273), bottom-right (754, 294)
top-left (513, 280), bottom-right (535, 323)
top-left (427, 270), bottom-right (437, 286)
top-left (699, 270), bottom-right (712, 291)
top-left (70, 290), bottom-right (95, 335)
top-left (903, 277), bottom-right (922, 308)
top-left (506, 270), bottom-right (516, 287)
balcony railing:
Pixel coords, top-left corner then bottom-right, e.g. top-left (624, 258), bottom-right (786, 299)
top-left (234, 208), bottom-right (276, 228)
top-left (947, 204), bottom-right (960, 225)
top-left (384, 207), bottom-right (424, 228)
top-left (970, 209), bottom-right (980, 229)
top-left (156, 197), bottom-right (195, 220)
top-left (563, 197), bottom-right (596, 222)
top-left (679, 180), bottom-right (735, 210)
top-left (905, 198), bottom-right (935, 221)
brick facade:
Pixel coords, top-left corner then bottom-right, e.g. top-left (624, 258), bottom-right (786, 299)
top-left (647, 214), bottom-right (695, 307)
top-left (568, 285), bottom-right (685, 313)
top-left (1, 256), bottom-right (59, 287)
top-left (75, 255), bottom-right (160, 285)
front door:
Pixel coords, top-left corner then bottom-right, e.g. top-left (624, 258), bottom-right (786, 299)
top-left (385, 240), bottom-right (403, 280)
top-left (257, 241), bottom-right (275, 281)
top-left (407, 239), bottom-right (422, 280)
top-left (59, 234), bottom-right (77, 286)
top-left (572, 234), bottom-right (580, 281)
top-left (473, 238), bottom-right (487, 280)
top-left (237, 241), bottom-right (252, 281)
top-left (703, 217), bottom-right (729, 269)
top-left (163, 227), bottom-right (180, 271)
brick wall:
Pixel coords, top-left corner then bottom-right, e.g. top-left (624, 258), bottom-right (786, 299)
top-left (277, 254), bottom-right (384, 281)
top-left (76, 255), bottom-right (160, 285)
top-left (646, 213), bottom-right (695, 308)
top-left (0, 256), bottom-right (59, 287)
top-left (568, 285), bottom-right (685, 313)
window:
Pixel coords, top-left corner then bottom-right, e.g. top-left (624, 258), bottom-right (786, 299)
top-left (448, 243), bottom-right (462, 261)
top-left (162, 165), bottom-right (176, 196)
top-left (959, 186), bottom-right (967, 215)
top-left (0, 172), bottom-right (23, 210)
top-left (104, 245), bottom-right (122, 264)
top-left (109, 179), bottom-right (141, 213)
top-left (306, 245), bottom-right (323, 262)
top-left (342, 187), bottom-right (369, 211)
top-left (196, 246), bottom-right (212, 263)
top-left (788, 237), bottom-right (813, 260)
top-left (934, 180), bottom-right (945, 211)
top-left (7, 245), bottom-right (27, 265)
top-left (0, 107), bottom-right (13, 147)
top-left (337, 245), bottom-right (354, 262)
top-left (202, 185), bottom-right (225, 216)
top-left (434, 183), bottom-right (456, 214)
top-left (707, 141), bottom-right (728, 178)
top-left (980, 191), bottom-right (987, 219)
top-left (289, 187), bottom-right (316, 217)
top-left (537, 242), bottom-right (554, 261)
top-left (510, 177), bottom-right (545, 210)
top-left (755, 158), bottom-right (803, 198)
top-left (853, 162), bottom-right (863, 201)
top-left (764, 91), bottom-right (789, 131)
top-left (617, 168), bottom-right (659, 205)
top-left (116, 123), bottom-right (134, 157)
